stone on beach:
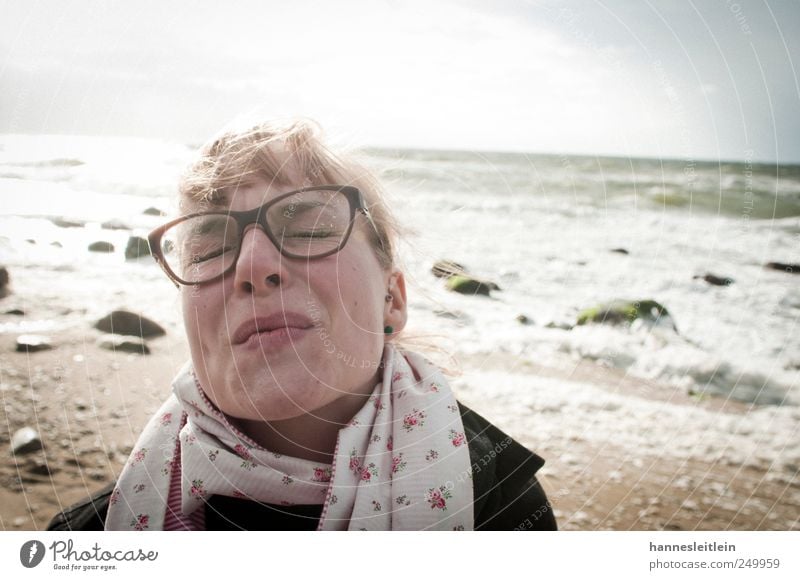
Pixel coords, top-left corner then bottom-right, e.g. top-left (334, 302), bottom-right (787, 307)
top-left (446, 275), bottom-right (495, 297)
top-left (93, 310), bottom-right (165, 338)
top-left (50, 216), bottom-right (84, 228)
top-left (0, 266), bottom-right (9, 297)
top-left (16, 334), bottom-right (53, 352)
top-left (88, 241), bottom-right (115, 253)
top-left (576, 299), bottom-right (676, 330)
top-left (765, 262), bottom-right (800, 274)
top-left (143, 207), bottom-right (166, 216)
top-left (124, 236), bottom-right (151, 260)
top-left (101, 219), bottom-right (129, 231)
top-left (694, 273), bottom-right (734, 286)
top-left (11, 427), bottom-right (43, 455)
top-left (96, 335), bottom-right (151, 354)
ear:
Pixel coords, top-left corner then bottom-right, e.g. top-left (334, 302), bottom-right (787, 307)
top-left (384, 270), bottom-right (408, 338)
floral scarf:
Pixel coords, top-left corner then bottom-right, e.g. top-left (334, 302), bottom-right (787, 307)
top-left (105, 344), bottom-right (474, 530)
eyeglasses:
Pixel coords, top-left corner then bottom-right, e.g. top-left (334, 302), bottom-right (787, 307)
top-left (148, 185), bottom-right (380, 287)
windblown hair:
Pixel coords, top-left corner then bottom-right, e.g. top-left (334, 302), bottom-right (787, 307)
top-left (178, 118), bottom-right (398, 269)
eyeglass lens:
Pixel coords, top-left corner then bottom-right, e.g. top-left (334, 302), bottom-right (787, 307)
top-left (158, 189), bottom-right (352, 284)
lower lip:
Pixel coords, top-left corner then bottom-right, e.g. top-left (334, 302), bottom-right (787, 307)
top-left (238, 327), bottom-right (311, 351)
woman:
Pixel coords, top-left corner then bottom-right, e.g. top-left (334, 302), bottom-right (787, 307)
top-left (48, 119), bottom-right (556, 531)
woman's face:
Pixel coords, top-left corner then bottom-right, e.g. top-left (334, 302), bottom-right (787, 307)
top-left (181, 174), bottom-right (406, 423)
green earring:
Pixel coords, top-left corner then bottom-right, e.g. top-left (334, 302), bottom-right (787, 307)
top-left (384, 325), bottom-right (394, 335)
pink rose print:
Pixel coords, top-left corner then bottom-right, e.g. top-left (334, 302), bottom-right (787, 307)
top-left (425, 449), bottom-right (439, 462)
top-left (232, 490), bottom-right (248, 499)
top-left (391, 453), bottom-right (407, 474)
top-left (160, 412), bottom-right (173, 427)
top-left (449, 429), bottom-right (466, 447)
top-left (425, 485), bottom-right (453, 511)
top-left (386, 436), bottom-right (393, 452)
top-left (190, 479), bottom-right (206, 499)
top-left (130, 448), bottom-right (147, 466)
top-left (130, 514), bottom-right (149, 531)
top-left (312, 467), bottom-right (332, 482)
top-left (402, 409), bottom-right (426, 432)
top-left (392, 371), bottom-right (405, 382)
top-left (348, 449), bottom-right (362, 475)
top-left (428, 382), bottom-right (440, 393)
top-left (184, 433), bottom-right (197, 446)
top-left (360, 463), bottom-right (379, 482)
top-left (234, 444), bottom-right (257, 470)
top-left (109, 488), bottom-right (120, 506)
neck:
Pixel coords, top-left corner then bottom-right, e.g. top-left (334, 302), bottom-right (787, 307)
top-left (236, 386), bottom-right (377, 464)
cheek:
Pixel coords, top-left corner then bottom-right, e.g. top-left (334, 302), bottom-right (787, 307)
top-left (181, 289), bottom-right (216, 351)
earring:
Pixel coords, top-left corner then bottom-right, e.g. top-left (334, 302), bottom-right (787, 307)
top-left (384, 325), bottom-right (394, 334)
top-left (385, 293), bottom-right (393, 302)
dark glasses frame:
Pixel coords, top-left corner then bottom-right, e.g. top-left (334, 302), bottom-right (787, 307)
top-left (148, 185), bottom-right (379, 287)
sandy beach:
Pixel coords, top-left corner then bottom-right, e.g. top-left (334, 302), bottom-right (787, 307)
top-left (1, 310), bottom-right (797, 531)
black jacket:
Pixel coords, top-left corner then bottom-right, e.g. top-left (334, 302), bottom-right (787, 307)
top-left (47, 403), bottom-right (556, 531)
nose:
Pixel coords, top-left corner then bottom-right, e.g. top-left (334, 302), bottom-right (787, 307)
top-left (232, 225), bottom-right (288, 294)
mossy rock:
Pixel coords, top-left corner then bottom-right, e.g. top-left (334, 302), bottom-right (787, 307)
top-left (446, 275), bottom-right (493, 297)
top-left (576, 299), bottom-right (673, 328)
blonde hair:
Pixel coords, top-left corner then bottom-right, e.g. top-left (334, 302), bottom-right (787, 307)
top-left (178, 118), bottom-right (398, 270)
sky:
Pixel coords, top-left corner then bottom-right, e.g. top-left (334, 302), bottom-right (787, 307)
top-left (1, 0), bottom-right (799, 163)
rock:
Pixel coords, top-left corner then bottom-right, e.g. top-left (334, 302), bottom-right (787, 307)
top-left (610, 248), bottom-right (629, 255)
top-left (50, 216), bottom-right (84, 228)
top-left (0, 266), bottom-right (9, 297)
top-left (88, 241), bottom-right (115, 253)
top-left (93, 310), bottom-right (165, 338)
top-left (97, 335), bottom-right (151, 354)
top-left (125, 236), bottom-right (151, 260)
top-left (16, 334), bottom-right (53, 352)
top-left (445, 275), bottom-right (494, 297)
top-left (694, 273), bottom-right (733, 286)
top-left (432, 260), bottom-right (467, 279)
top-left (576, 299), bottom-right (676, 330)
top-left (101, 219), bottom-right (129, 231)
top-left (765, 262), bottom-right (800, 274)
top-left (545, 321), bottom-right (574, 331)
top-left (25, 239), bottom-right (35, 244)
top-left (516, 314), bottom-right (532, 325)
top-left (11, 427), bottom-right (42, 455)
top-left (50, 241), bottom-right (63, 248)
top-left (4, 308), bottom-right (24, 315)
top-left (143, 206), bottom-right (166, 216)
top-left (27, 458), bottom-right (56, 476)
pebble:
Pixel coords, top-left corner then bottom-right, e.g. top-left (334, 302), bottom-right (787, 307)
top-left (13, 516), bottom-right (27, 527)
top-left (11, 427), bottom-right (43, 455)
top-left (96, 335), bottom-right (151, 355)
top-left (15, 335), bottom-right (53, 353)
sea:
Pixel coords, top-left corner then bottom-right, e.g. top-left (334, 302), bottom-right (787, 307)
top-left (1, 134), bottom-right (798, 414)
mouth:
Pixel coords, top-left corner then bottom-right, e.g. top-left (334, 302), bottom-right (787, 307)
top-left (232, 313), bottom-right (315, 346)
